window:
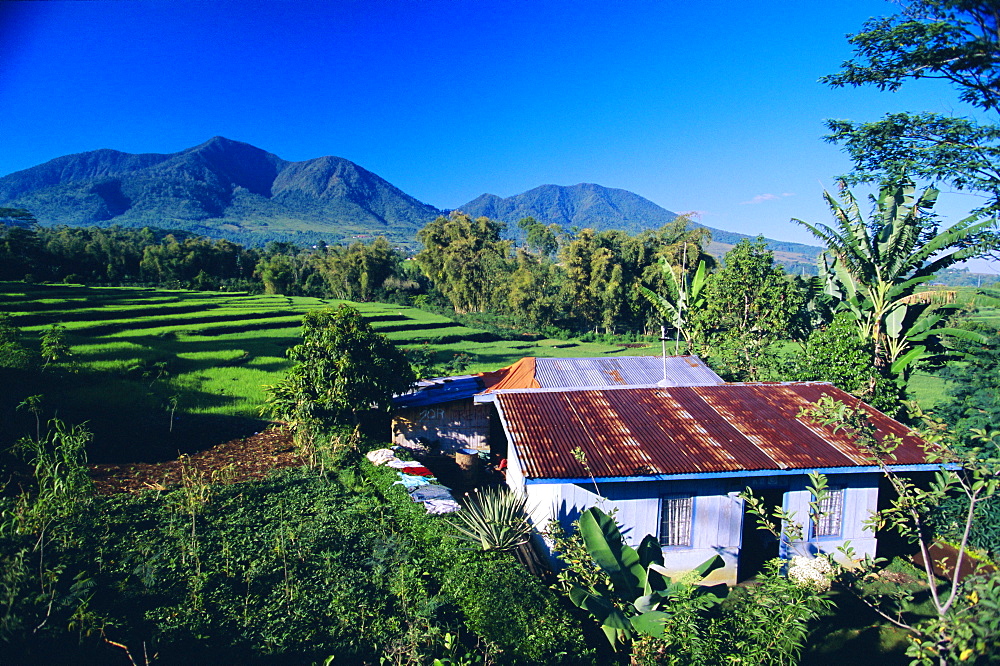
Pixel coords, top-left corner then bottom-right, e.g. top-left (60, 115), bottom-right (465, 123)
top-left (812, 487), bottom-right (844, 538)
top-left (659, 495), bottom-right (693, 547)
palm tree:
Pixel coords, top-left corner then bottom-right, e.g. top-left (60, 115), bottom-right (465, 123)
top-left (792, 180), bottom-right (997, 386)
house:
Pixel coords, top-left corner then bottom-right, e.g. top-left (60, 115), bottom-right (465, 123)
top-left (491, 382), bottom-right (939, 585)
top-left (391, 356), bottom-right (723, 453)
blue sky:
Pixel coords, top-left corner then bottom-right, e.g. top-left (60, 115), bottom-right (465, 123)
top-left (1, 0), bottom-right (995, 271)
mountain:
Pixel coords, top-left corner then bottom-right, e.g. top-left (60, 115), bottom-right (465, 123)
top-left (0, 137), bottom-right (442, 246)
top-left (458, 183), bottom-right (821, 272)
top-left (460, 183), bottom-right (680, 236)
top-left (0, 139), bottom-right (823, 269)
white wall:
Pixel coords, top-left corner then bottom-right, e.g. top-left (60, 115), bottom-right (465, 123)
top-left (514, 472), bottom-right (881, 586)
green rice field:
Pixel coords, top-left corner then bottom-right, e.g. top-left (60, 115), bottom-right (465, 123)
top-left (0, 282), bottom-right (655, 460)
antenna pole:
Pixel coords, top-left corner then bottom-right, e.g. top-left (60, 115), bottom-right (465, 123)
top-left (661, 324), bottom-right (667, 384)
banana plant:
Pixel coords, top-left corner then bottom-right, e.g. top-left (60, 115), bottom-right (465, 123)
top-left (567, 507), bottom-right (726, 648)
top-left (640, 257), bottom-right (709, 353)
top-left (793, 180), bottom-right (997, 384)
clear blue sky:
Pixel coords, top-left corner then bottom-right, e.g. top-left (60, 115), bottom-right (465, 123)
top-left (1, 0), bottom-right (995, 271)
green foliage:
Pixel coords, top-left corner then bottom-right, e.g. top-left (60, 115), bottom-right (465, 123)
top-left (704, 559), bottom-right (835, 666)
top-left (802, 396), bottom-right (1000, 665)
top-left (416, 212), bottom-right (515, 315)
top-left (517, 216), bottom-right (561, 257)
top-left (0, 313), bottom-right (32, 370)
top-left (39, 323), bottom-right (70, 368)
top-left (361, 456), bottom-right (596, 665)
top-left (793, 180), bottom-right (996, 391)
top-left (0, 419), bottom-right (96, 648)
top-left (263, 304), bottom-right (415, 437)
top-left (936, 328), bottom-right (1000, 444)
top-left (789, 311), bottom-right (899, 414)
top-left (640, 257), bottom-right (709, 353)
top-left (564, 507), bottom-right (726, 649)
top-left (696, 238), bottom-right (805, 380)
top-left (823, 0), bottom-right (1000, 214)
top-left (441, 553), bottom-right (592, 665)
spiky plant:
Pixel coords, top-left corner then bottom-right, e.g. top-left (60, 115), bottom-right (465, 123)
top-left (446, 486), bottom-right (532, 552)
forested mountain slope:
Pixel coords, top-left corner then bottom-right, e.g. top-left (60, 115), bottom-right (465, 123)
top-left (1, 138), bottom-right (821, 268)
top-left (0, 137), bottom-right (442, 246)
top-left (459, 183), bottom-right (821, 271)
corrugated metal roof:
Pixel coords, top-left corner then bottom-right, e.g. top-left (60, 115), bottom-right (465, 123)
top-left (479, 357), bottom-right (540, 392)
top-left (494, 383), bottom-right (929, 480)
top-left (534, 355), bottom-right (722, 388)
top-left (392, 375), bottom-right (484, 408)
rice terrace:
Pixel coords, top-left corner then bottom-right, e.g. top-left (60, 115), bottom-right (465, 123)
top-left (0, 282), bottom-right (653, 461)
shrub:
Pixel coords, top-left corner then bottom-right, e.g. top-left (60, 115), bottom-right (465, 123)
top-left (442, 552), bottom-right (595, 665)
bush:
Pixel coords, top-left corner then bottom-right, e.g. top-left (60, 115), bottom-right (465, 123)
top-left (361, 458), bottom-right (596, 665)
top-left (442, 552), bottom-right (596, 665)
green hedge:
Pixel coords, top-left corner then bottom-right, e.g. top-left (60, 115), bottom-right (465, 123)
top-left (361, 458), bottom-right (597, 665)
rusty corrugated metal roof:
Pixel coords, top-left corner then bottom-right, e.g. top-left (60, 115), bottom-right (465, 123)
top-left (495, 383), bottom-right (930, 480)
top-left (479, 357), bottom-right (540, 392)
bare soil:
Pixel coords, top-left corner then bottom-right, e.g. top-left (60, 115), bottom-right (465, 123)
top-left (89, 426), bottom-right (304, 495)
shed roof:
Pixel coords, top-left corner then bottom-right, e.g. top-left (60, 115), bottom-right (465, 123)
top-left (494, 383), bottom-right (931, 480)
top-left (392, 375), bottom-right (483, 409)
top-left (478, 355), bottom-right (722, 399)
top-left (394, 355), bottom-right (723, 408)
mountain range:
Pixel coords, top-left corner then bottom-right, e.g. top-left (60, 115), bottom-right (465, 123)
top-left (0, 136), bottom-right (820, 268)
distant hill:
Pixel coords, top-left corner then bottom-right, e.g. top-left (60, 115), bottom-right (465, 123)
top-left (1, 138), bottom-right (823, 270)
top-left (460, 183), bottom-right (679, 236)
top-left (0, 137), bottom-right (442, 246)
top-left (458, 183), bottom-right (821, 273)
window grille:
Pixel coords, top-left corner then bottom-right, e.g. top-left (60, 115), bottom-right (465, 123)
top-left (659, 495), bottom-right (693, 547)
top-left (812, 487), bottom-right (844, 537)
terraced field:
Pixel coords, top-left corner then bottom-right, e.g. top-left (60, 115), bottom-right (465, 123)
top-left (1, 283), bottom-right (654, 459)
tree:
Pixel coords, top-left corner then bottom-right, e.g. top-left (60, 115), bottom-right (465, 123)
top-left (823, 0), bottom-right (1000, 214)
top-left (696, 238), bottom-right (805, 381)
top-left (640, 257), bottom-right (709, 354)
top-left (263, 305), bottom-right (415, 437)
top-left (0, 313), bottom-right (32, 370)
top-left (39, 324), bottom-right (70, 369)
top-left (792, 180), bottom-right (997, 388)
top-left (789, 311), bottom-right (899, 414)
top-left (415, 212), bottom-right (513, 314)
top-left (517, 216), bottom-right (560, 257)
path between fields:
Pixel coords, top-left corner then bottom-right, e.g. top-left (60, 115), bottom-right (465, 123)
top-left (89, 426), bottom-right (303, 494)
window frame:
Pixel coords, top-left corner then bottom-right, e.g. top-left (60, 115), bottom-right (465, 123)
top-left (658, 494), bottom-right (694, 548)
top-left (811, 486), bottom-right (844, 539)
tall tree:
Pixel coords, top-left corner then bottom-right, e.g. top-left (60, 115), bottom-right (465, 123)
top-left (824, 0), bottom-right (1000, 213)
top-left (416, 212), bottom-right (513, 314)
top-left (792, 180), bottom-right (997, 387)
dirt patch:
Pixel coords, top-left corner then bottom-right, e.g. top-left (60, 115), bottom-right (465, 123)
top-left (89, 426), bottom-right (304, 495)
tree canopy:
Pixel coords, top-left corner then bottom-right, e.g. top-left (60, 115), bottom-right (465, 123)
top-left (263, 305), bottom-right (415, 430)
top-left (824, 0), bottom-right (1000, 213)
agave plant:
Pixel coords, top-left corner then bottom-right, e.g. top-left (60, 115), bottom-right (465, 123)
top-left (446, 486), bottom-right (533, 552)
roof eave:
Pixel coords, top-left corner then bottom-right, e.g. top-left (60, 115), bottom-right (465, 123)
top-left (522, 463), bottom-right (954, 485)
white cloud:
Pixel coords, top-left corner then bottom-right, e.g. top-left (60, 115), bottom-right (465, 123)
top-left (740, 193), bottom-right (780, 205)
top-left (740, 192), bottom-right (795, 205)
